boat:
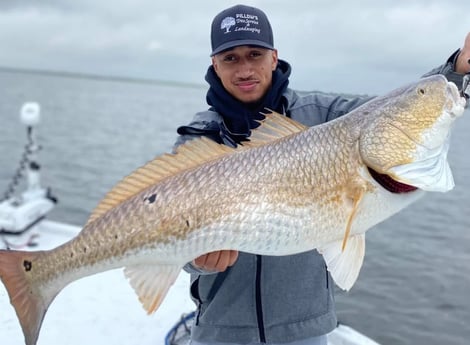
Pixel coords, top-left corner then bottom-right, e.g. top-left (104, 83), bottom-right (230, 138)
top-left (0, 103), bottom-right (381, 345)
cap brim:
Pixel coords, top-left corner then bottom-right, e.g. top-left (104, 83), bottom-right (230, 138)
top-left (210, 39), bottom-right (274, 56)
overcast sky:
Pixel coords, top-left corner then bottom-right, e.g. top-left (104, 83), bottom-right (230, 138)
top-left (0, 0), bottom-right (468, 95)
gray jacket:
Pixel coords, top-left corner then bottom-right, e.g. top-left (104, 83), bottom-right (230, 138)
top-left (176, 50), bottom-right (465, 344)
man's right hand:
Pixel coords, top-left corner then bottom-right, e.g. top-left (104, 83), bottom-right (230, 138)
top-left (192, 250), bottom-right (239, 272)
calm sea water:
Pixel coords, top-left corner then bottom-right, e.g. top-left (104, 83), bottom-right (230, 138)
top-left (0, 71), bottom-right (469, 345)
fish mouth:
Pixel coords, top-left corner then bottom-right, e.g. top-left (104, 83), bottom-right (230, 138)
top-left (391, 81), bottom-right (464, 152)
top-left (447, 81), bottom-right (467, 117)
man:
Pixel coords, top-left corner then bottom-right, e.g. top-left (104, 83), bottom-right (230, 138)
top-left (176, 4), bottom-right (470, 345)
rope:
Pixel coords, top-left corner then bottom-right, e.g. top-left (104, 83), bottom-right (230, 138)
top-left (165, 311), bottom-right (196, 345)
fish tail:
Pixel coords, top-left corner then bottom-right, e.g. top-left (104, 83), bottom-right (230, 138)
top-left (0, 249), bottom-right (52, 345)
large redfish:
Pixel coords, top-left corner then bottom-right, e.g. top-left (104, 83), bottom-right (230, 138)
top-left (0, 75), bottom-right (466, 345)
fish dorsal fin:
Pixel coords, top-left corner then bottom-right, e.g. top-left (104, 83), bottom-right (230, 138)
top-left (124, 264), bottom-right (181, 314)
top-left (85, 136), bottom-right (234, 226)
top-left (244, 111), bottom-right (308, 147)
top-left (85, 112), bottom-right (306, 226)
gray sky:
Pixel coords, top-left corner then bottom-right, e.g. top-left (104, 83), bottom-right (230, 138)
top-left (0, 0), bottom-right (467, 94)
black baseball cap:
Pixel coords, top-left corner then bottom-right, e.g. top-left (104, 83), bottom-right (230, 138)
top-left (210, 4), bottom-right (274, 56)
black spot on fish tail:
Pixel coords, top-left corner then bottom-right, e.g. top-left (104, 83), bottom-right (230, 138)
top-left (23, 260), bottom-right (32, 272)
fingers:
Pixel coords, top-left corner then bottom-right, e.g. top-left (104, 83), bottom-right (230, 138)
top-left (216, 250), bottom-right (238, 270)
top-left (228, 250), bottom-right (239, 266)
top-left (193, 250), bottom-right (239, 272)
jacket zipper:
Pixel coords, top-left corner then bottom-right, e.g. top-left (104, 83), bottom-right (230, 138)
top-left (255, 255), bottom-right (266, 343)
top-left (325, 264), bottom-right (329, 289)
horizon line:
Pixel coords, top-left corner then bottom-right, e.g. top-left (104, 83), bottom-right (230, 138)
top-left (0, 66), bottom-right (205, 89)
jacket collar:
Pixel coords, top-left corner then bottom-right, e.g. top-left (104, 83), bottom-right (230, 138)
top-left (205, 59), bottom-right (291, 137)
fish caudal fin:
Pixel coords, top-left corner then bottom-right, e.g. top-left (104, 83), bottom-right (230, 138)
top-left (319, 234), bottom-right (365, 291)
top-left (124, 264), bottom-right (181, 314)
top-left (0, 250), bottom-right (53, 345)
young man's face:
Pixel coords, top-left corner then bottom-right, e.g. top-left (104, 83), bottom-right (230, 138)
top-left (212, 46), bottom-right (278, 104)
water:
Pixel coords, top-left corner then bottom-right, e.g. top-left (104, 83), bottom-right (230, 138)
top-left (1, 71), bottom-right (469, 345)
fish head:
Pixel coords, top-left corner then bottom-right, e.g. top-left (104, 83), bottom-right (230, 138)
top-left (359, 74), bottom-right (466, 192)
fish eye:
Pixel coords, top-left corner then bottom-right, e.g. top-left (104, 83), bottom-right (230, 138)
top-left (417, 88), bottom-right (426, 95)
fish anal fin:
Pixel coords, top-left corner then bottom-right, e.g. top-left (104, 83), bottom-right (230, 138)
top-left (124, 264), bottom-right (181, 314)
top-left (319, 234), bottom-right (366, 291)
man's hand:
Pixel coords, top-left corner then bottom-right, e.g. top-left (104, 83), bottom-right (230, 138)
top-left (455, 32), bottom-right (470, 74)
top-left (193, 250), bottom-right (239, 272)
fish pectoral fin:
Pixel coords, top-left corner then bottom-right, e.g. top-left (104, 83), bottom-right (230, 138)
top-left (342, 187), bottom-right (365, 251)
top-left (124, 264), bottom-right (181, 314)
top-left (319, 233), bottom-right (365, 291)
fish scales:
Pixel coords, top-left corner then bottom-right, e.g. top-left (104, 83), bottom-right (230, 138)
top-left (0, 75), bottom-right (466, 345)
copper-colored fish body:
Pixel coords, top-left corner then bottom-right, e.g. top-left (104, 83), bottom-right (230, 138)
top-left (0, 75), bottom-right (466, 345)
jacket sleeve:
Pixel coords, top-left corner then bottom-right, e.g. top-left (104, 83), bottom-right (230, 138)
top-left (287, 90), bottom-right (374, 125)
top-left (173, 110), bottom-right (240, 150)
top-left (173, 111), bottom-right (220, 149)
top-left (321, 94), bottom-right (374, 122)
top-left (183, 262), bottom-right (217, 275)
top-left (422, 49), bottom-right (465, 88)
